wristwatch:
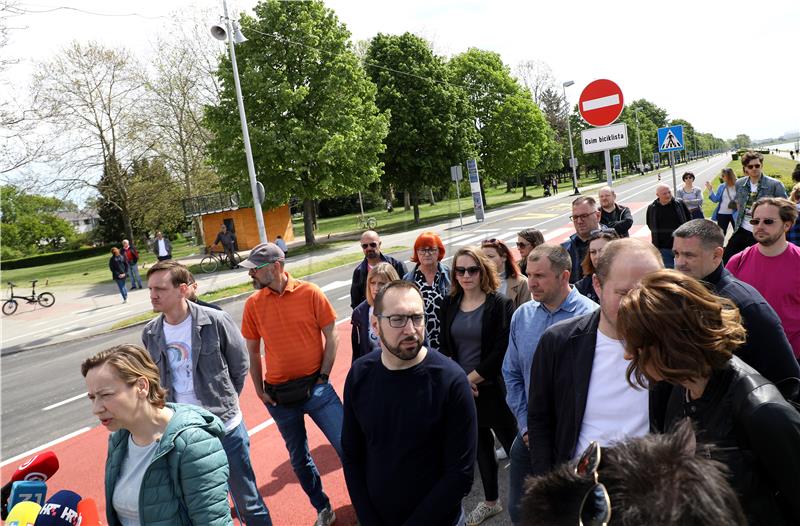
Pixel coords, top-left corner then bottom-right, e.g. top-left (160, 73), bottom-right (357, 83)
top-left (318, 373), bottom-right (330, 383)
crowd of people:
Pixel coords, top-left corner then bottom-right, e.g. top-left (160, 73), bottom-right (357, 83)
top-left (83, 150), bottom-right (800, 526)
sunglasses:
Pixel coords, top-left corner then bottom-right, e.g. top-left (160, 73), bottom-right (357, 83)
top-left (749, 218), bottom-right (777, 226)
top-left (574, 441), bottom-right (611, 526)
top-left (746, 164), bottom-right (762, 169)
top-left (417, 247), bottom-right (438, 255)
top-left (516, 241), bottom-right (531, 249)
top-left (454, 266), bottom-right (481, 276)
top-left (361, 242), bottom-right (378, 249)
top-left (376, 313), bottom-right (425, 328)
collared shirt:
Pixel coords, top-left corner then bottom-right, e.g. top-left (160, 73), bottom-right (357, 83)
top-left (502, 287), bottom-right (598, 433)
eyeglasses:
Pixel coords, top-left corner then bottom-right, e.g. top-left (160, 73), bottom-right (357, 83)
top-left (749, 218), bottom-right (777, 226)
top-left (574, 441), bottom-right (611, 526)
top-left (570, 213), bottom-right (595, 222)
top-left (746, 164), bottom-right (762, 169)
top-left (361, 242), bottom-right (378, 249)
top-left (417, 247), bottom-right (438, 255)
top-left (376, 314), bottom-right (425, 328)
top-left (454, 266), bottom-right (481, 276)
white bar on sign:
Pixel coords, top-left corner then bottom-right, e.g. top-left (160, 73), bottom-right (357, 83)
top-left (470, 182), bottom-right (481, 193)
top-left (582, 94), bottom-right (620, 111)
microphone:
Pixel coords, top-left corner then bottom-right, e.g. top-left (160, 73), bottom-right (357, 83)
top-left (8, 481), bottom-right (47, 509)
top-left (6, 500), bottom-right (42, 525)
top-left (33, 489), bottom-right (81, 526)
top-left (2, 452), bottom-right (59, 519)
top-left (76, 497), bottom-right (101, 526)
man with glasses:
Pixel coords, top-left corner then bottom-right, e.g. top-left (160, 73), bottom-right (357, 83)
top-left (350, 230), bottom-right (407, 309)
top-left (645, 184), bottom-right (691, 268)
top-left (562, 196), bottom-right (602, 283)
top-left (723, 151), bottom-right (788, 263)
top-left (240, 243), bottom-right (342, 526)
top-left (598, 186), bottom-right (633, 238)
top-left (727, 198), bottom-right (800, 363)
top-left (342, 280), bottom-right (477, 526)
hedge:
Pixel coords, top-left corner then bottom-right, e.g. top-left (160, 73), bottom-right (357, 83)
top-left (1, 244), bottom-right (118, 270)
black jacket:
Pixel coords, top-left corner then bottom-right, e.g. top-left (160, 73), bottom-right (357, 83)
top-left (660, 357), bottom-right (800, 525)
top-left (599, 203), bottom-right (633, 237)
top-left (440, 291), bottom-right (515, 428)
top-left (527, 310), bottom-right (659, 475)
top-left (109, 254), bottom-right (129, 280)
top-left (645, 197), bottom-right (690, 247)
top-left (349, 254), bottom-right (408, 309)
top-left (350, 300), bottom-right (374, 364)
top-left (561, 233), bottom-right (589, 284)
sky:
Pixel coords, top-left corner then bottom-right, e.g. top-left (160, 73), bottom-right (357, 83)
top-left (2, 0), bottom-right (799, 154)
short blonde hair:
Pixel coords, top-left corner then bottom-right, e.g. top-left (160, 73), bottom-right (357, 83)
top-left (81, 344), bottom-right (167, 408)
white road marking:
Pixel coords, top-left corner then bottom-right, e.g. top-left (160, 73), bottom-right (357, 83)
top-left (42, 393), bottom-right (87, 411)
top-left (336, 294), bottom-right (349, 301)
top-left (247, 419), bottom-right (275, 437)
top-left (544, 227), bottom-right (572, 241)
top-left (0, 427), bottom-right (92, 467)
top-left (318, 280), bottom-right (351, 293)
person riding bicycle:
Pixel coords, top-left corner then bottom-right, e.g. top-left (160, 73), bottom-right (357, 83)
top-left (213, 224), bottom-right (238, 269)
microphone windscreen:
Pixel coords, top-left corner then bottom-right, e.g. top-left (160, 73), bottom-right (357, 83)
top-left (11, 452), bottom-right (60, 483)
top-left (8, 481), bottom-right (47, 510)
top-left (76, 497), bottom-right (102, 526)
top-left (33, 490), bottom-right (81, 526)
top-left (6, 500), bottom-right (42, 526)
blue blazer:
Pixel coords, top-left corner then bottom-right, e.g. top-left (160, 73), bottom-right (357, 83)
top-left (708, 183), bottom-right (738, 222)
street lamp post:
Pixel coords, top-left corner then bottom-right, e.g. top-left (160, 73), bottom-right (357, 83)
top-left (634, 108), bottom-right (643, 173)
top-left (212, 0), bottom-right (268, 244)
top-left (562, 80), bottom-right (579, 195)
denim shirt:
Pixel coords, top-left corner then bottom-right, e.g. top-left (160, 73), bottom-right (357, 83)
top-left (501, 287), bottom-right (598, 434)
top-left (142, 300), bottom-right (249, 423)
top-left (732, 174), bottom-right (787, 230)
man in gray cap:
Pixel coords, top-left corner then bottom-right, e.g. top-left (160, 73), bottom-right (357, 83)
top-left (239, 243), bottom-right (342, 526)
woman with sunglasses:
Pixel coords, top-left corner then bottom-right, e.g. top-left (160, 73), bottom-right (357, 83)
top-left (439, 246), bottom-right (516, 526)
top-left (402, 231), bottom-right (450, 353)
top-left (481, 238), bottom-right (531, 310)
top-left (617, 270), bottom-right (800, 525)
top-left (706, 167), bottom-right (738, 235)
top-left (350, 262), bottom-right (400, 363)
top-left (676, 171), bottom-right (704, 219)
top-left (574, 229), bottom-right (618, 303)
top-left (516, 229), bottom-right (545, 277)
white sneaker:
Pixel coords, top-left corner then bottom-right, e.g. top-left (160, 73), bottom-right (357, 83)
top-left (466, 501), bottom-right (503, 526)
top-left (123, 298), bottom-right (127, 304)
top-left (495, 446), bottom-right (507, 460)
top-left (313, 505), bottom-right (335, 526)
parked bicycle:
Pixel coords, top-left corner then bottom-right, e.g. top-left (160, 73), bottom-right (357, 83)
top-left (200, 246), bottom-right (242, 273)
top-left (3, 280), bottom-right (56, 315)
top-left (356, 215), bottom-right (377, 230)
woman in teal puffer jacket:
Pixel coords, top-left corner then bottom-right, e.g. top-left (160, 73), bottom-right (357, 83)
top-left (82, 344), bottom-right (232, 526)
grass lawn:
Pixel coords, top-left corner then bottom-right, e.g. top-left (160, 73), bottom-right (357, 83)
top-left (702, 154), bottom-right (798, 217)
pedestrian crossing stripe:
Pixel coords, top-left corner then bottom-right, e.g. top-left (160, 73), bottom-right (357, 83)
top-left (514, 213), bottom-right (558, 220)
top-left (660, 130), bottom-right (682, 150)
top-left (442, 225), bottom-right (652, 248)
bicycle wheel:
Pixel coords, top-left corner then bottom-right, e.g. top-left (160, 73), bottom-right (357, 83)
top-left (200, 256), bottom-right (219, 273)
top-left (37, 292), bottom-right (55, 307)
top-left (232, 252), bottom-right (242, 267)
top-left (366, 217), bottom-right (377, 229)
top-left (2, 300), bottom-right (18, 315)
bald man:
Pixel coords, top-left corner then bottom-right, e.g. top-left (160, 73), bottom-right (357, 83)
top-left (645, 184), bottom-right (691, 268)
top-left (349, 230), bottom-right (407, 309)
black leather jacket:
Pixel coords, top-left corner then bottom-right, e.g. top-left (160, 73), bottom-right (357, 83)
top-left (661, 356), bottom-right (800, 525)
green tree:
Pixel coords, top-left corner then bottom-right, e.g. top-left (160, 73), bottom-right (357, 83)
top-left (205, 0), bottom-right (389, 245)
top-left (365, 33), bottom-right (477, 223)
top-left (733, 134), bottom-right (752, 149)
top-left (128, 157), bottom-right (186, 238)
top-left (0, 185), bottom-right (76, 255)
top-left (628, 99), bottom-right (668, 129)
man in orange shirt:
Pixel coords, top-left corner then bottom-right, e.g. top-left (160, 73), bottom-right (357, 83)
top-left (240, 243), bottom-right (341, 526)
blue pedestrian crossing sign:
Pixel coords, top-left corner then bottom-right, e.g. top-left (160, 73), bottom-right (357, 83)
top-left (658, 125), bottom-right (684, 152)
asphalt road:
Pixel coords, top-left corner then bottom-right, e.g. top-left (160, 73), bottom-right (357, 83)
top-left (1, 155), bottom-right (729, 525)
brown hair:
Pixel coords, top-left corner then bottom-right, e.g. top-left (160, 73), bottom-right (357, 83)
top-left (682, 171), bottom-right (695, 182)
top-left (81, 344), bottom-right (167, 408)
top-left (740, 150), bottom-right (763, 168)
top-left (481, 238), bottom-right (521, 278)
top-left (373, 280), bottom-right (422, 315)
top-left (450, 246), bottom-right (499, 296)
top-left (790, 183), bottom-right (800, 204)
top-left (617, 270), bottom-right (746, 389)
top-left (572, 196), bottom-right (598, 209)
top-left (720, 168), bottom-right (736, 185)
top-left (581, 230), bottom-right (619, 276)
top-left (146, 259), bottom-right (192, 287)
top-left (594, 238), bottom-right (662, 285)
top-left (366, 262), bottom-right (400, 306)
top-left (111, 247), bottom-right (120, 256)
top-left (751, 197), bottom-right (799, 224)
top-left (517, 228), bottom-right (545, 247)
top-left (410, 231), bottom-right (445, 263)
top-left (528, 244), bottom-right (571, 275)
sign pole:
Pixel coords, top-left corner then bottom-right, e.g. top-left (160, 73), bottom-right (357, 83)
top-left (669, 151), bottom-right (677, 194)
top-left (455, 179), bottom-right (463, 230)
top-left (604, 149), bottom-right (613, 186)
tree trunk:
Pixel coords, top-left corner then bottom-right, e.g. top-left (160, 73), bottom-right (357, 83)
top-left (522, 174), bottom-right (527, 198)
top-left (302, 198), bottom-right (316, 245)
top-left (506, 179), bottom-right (512, 193)
top-left (312, 200), bottom-right (319, 231)
top-left (122, 210), bottom-right (134, 245)
top-left (403, 191), bottom-right (411, 211)
top-left (411, 190), bottom-right (420, 224)
top-left (429, 188), bottom-right (436, 206)
top-left (479, 179), bottom-right (488, 207)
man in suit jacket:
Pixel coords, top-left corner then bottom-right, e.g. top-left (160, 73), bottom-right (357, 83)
top-left (527, 238), bottom-right (663, 475)
top-left (349, 230), bottom-right (407, 309)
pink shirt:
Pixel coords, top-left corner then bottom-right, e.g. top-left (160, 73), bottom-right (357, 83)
top-left (727, 243), bottom-right (800, 358)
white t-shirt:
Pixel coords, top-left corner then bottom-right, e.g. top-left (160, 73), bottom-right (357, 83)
top-left (718, 185), bottom-right (734, 215)
top-left (157, 239), bottom-right (168, 256)
top-left (741, 180), bottom-right (759, 232)
top-left (113, 433), bottom-right (162, 526)
top-left (574, 330), bottom-right (649, 458)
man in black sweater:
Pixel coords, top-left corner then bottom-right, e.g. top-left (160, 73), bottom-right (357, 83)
top-left (646, 184), bottom-right (690, 268)
top-left (341, 281), bottom-right (477, 526)
top-left (349, 230), bottom-right (407, 309)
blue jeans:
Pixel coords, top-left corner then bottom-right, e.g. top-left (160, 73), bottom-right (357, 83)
top-left (114, 278), bottom-right (128, 300)
top-left (508, 433), bottom-right (532, 525)
top-left (221, 420), bottom-right (273, 526)
top-left (128, 263), bottom-right (143, 288)
top-left (266, 382), bottom-right (343, 512)
top-left (659, 248), bottom-right (675, 269)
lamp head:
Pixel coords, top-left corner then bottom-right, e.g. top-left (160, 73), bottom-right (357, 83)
top-left (210, 24), bottom-right (227, 41)
top-left (563, 80), bottom-right (575, 88)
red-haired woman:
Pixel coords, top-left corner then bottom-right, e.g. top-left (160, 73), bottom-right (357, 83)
top-left (403, 231), bottom-right (450, 352)
top-left (481, 238), bottom-right (530, 310)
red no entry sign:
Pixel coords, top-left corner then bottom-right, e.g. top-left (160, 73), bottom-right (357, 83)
top-left (578, 79), bottom-right (624, 127)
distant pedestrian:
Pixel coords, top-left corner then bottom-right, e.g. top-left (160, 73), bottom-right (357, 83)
top-left (550, 175), bottom-right (558, 195)
top-left (645, 184), bottom-right (691, 268)
top-left (350, 262), bottom-right (400, 363)
top-left (542, 178), bottom-right (550, 197)
top-left (120, 239), bottom-right (143, 290)
top-left (109, 247), bottom-right (129, 304)
top-left (341, 281), bottom-right (477, 526)
top-left (515, 229), bottom-right (545, 277)
top-left (676, 172), bottom-right (705, 219)
top-left (722, 151), bottom-right (788, 263)
top-left (152, 231), bottom-right (172, 261)
top-left (403, 232), bottom-right (450, 352)
top-left (705, 168), bottom-right (738, 235)
top-left (212, 224), bottom-right (237, 269)
top-left (481, 238), bottom-right (530, 309)
top-left (275, 235), bottom-right (288, 257)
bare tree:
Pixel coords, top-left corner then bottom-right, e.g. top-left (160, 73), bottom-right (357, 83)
top-left (515, 59), bottom-right (556, 108)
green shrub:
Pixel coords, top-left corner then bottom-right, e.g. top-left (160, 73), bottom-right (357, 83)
top-left (1, 244), bottom-right (117, 269)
